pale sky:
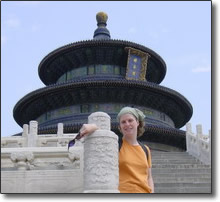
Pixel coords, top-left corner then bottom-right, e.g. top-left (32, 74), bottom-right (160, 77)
top-left (1, 1), bottom-right (212, 137)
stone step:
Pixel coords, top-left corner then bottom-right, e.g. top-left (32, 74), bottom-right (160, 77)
top-left (152, 156), bottom-right (197, 160)
top-left (152, 152), bottom-right (193, 154)
top-left (151, 153), bottom-right (191, 158)
top-left (151, 173), bottom-right (211, 178)
top-left (154, 182), bottom-right (211, 188)
top-left (152, 159), bottom-right (202, 164)
top-left (150, 151), bottom-right (211, 193)
top-left (155, 187), bottom-right (211, 193)
top-left (153, 177), bottom-right (211, 183)
top-left (152, 152), bottom-right (188, 154)
top-left (152, 164), bottom-right (211, 169)
top-left (152, 168), bottom-right (211, 174)
top-left (151, 154), bottom-right (198, 159)
top-left (151, 151), bottom-right (190, 155)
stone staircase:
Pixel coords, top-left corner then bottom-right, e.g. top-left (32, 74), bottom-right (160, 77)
top-left (151, 151), bottom-right (211, 193)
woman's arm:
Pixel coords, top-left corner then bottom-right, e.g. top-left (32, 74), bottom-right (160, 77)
top-left (79, 124), bottom-right (99, 138)
top-left (148, 168), bottom-right (154, 193)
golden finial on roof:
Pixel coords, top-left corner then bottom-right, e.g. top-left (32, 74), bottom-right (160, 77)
top-left (93, 11), bottom-right (110, 39)
top-left (96, 12), bottom-right (108, 24)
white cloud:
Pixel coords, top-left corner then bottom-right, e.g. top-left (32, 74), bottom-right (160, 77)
top-left (4, 17), bottom-right (21, 28)
top-left (192, 65), bottom-right (211, 73)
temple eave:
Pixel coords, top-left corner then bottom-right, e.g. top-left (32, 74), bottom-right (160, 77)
top-left (13, 79), bottom-right (192, 129)
top-left (38, 40), bottom-right (166, 85)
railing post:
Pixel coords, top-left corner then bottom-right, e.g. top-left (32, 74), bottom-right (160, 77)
top-left (83, 112), bottom-right (119, 193)
top-left (57, 123), bottom-right (64, 136)
top-left (22, 124), bottom-right (29, 147)
top-left (196, 124), bottom-right (203, 158)
top-left (57, 123), bottom-right (65, 147)
top-left (27, 121), bottom-right (38, 147)
top-left (22, 124), bottom-right (29, 137)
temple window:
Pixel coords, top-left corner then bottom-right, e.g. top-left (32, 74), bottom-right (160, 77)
top-left (114, 66), bottom-right (120, 75)
top-left (57, 65), bottom-right (127, 83)
top-left (81, 104), bottom-right (90, 113)
top-left (88, 65), bottom-right (95, 75)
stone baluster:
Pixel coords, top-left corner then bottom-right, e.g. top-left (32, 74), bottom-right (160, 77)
top-left (22, 124), bottom-right (29, 137)
top-left (186, 122), bottom-right (192, 153)
top-left (196, 124), bottom-right (203, 158)
top-left (196, 124), bottom-right (203, 140)
top-left (27, 121), bottom-right (38, 147)
top-left (22, 124), bottom-right (29, 147)
top-left (57, 123), bottom-right (65, 147)
top-left (186, 123), bottom-right (199, 158)
top-left (83, 112), bottom-right (119, 193)
top-left (57, 123), bottom-right (64, 136)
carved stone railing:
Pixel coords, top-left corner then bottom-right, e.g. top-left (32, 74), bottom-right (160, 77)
top-left (1, 147), bottom-right (83, 193)
top-left (186, 123), bottom-right (211, 165)
top-left (2, 147), bottom-right (82, 171)
top-left (1, 121), bottom-right (79, 148)
top-left (1, 112), bottom-right (119, 193)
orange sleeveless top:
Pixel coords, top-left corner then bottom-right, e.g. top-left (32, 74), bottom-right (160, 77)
top-left (119, 139), bottom-right (152, 193)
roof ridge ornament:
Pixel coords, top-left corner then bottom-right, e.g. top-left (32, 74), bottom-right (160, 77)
top-left (93, 12), bottom-right (111, 40)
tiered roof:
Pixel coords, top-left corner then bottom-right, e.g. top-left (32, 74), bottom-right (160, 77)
top-left (13, 12), bottom-right (193, 150)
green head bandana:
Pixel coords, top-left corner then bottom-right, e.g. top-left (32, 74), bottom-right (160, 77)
top-left (117, 107), bottom-right (145, 122)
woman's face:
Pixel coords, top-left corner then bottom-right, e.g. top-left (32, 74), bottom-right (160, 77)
top-left (119, 113), bottom-right (139, 138)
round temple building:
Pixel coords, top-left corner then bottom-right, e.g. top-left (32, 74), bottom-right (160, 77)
top-left (13, 12), bottom-right (193, 151)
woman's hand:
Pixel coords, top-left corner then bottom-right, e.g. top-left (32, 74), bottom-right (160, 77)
top-left (79, 124), bottom-right (99, 138)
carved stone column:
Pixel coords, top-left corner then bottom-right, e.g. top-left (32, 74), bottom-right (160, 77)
top-left (83, 112), bottom-right (119, 193)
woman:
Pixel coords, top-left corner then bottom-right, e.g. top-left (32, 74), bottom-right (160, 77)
top-left (78, 107), bottom-right (154, 193)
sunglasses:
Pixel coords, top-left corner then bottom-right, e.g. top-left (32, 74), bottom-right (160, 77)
top-left (68, 132), bottom-right (81, 150)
